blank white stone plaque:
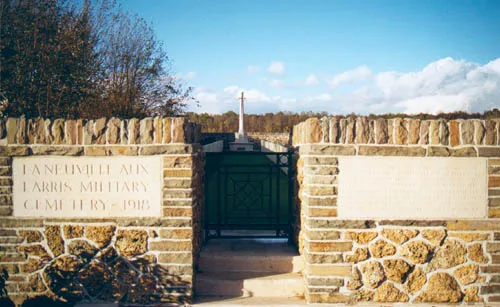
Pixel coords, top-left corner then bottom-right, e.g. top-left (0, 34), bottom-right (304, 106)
top-left (13, 156), bottom-right (162, 218)
top-left (338, 157), bottom-right (487, 219)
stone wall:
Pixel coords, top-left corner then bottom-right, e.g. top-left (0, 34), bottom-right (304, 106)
top-left (202, 140), bottom-right (224, 153)
top-left (0, 117), bottom-right (204, 305)
top-left (293, 117), bottom-right (500, 148)
top-left (200, 132), bottom-right (291, 148)
top-left (293, 117), bottom-right (500, 304)
top-left (247, 132), bottom-right (290, 146)
top-left (1, 219), bottom-right (197, 305)
top-left (260, 140), bottom-right (288, 153)
top-left (0, 116), bottom-right (201, 148)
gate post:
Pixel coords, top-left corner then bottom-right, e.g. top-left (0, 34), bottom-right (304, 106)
top-left (0, 117), bottom-right (205, 305)
top-left (293, 116), bottom-right (500, 305)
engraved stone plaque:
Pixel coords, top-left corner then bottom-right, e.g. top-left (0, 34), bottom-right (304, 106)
top-left (13, 156), bottom-right (162, 217)
top-left (338, 157), bottom-right (488, 219)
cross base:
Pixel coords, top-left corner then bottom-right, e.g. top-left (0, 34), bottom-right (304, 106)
top-left (234, 132), bottom-right (248, 143)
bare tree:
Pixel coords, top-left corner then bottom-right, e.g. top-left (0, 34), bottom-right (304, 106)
top-left (85, 0), bottom-right (194, 118)
top-left (0, 0), bottom-right (193, 119)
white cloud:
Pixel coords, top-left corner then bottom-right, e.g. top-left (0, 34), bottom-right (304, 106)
top-left (338, 57), bottom-right (500, 114)
top-left (193, 86), bottom-right (212, 94)
top-left (248, 65), bottom-right (260, 73)
top-left (191, 57), bottom-right (500, 115)
top-left (304, 74), bottom-right (319, 86)
top-left (223, 86), bottom-right (240, 94)
top-left (195, 92), bottom-right (217, 103)
top-left (243, 89), bottom-right (271, 102)
top-left (330, 66), bottom-right (372, 88)
top-left (267, 61), bottom-right (286, 75)
top-left (269, 79), bottom-right (285, 88)
top-left (311, 93), bottom-right (333, 101)
top-left (394, 94), bottom-right (470, 114)
top-left (190, 92), bottom-right (219, 113)
top-left (223, 86), bottom-right (271, 103)
top-left (184, 72), bottom-right (197, 80)
top-left (195, 92), bottom-right (216, 103)
top-left (175, 72), bottom-right (197, 80)
top-left (193, 85), bottom-right (274, 113)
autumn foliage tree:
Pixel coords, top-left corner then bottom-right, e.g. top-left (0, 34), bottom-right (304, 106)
top-left (187, 109), bottom-right (500, 133)
top-left (0, 0), bottom-right (193, 119)
top-left (0, 0), bottom-right (97, 118)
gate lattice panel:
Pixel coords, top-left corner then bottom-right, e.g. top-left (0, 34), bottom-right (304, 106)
top-left (203, 151), bottom-right (294, 239)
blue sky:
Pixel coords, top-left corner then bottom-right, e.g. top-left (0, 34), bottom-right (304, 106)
top-left (121, 0), bottom-right (500, 114)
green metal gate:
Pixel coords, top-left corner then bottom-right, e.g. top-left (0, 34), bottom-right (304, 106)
top-left (203, 151), bottom-right (294, 239)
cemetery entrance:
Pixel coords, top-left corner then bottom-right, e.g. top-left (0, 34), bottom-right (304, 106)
top-left (203, 151), bottom-right (294, 239)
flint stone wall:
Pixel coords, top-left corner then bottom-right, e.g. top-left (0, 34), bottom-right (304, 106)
top-left (293, 117), bottom-right (500, 304)
top-left (0, 117), bottom-right (203, 306)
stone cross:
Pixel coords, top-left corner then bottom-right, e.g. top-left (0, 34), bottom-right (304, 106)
top-left (238, 91), bottom-right (245, 135)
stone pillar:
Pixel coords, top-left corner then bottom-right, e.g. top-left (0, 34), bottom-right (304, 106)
top-left (0, 117), bottom-right (204, 306)
top-left (292, 116), bottom-right (500, 305)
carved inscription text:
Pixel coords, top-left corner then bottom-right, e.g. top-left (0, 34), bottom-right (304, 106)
top-left (13, 156), bottom-right (162, 217)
